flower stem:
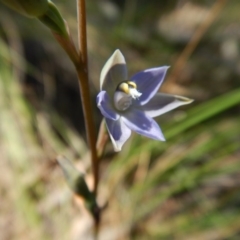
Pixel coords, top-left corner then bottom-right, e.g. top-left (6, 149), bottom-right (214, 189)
top-left (52, 0), bottom-right (100, 227)
top-left (54, 0), bottom-right (99, 195)
top-left (77, 0), bottom-right (88, 69)
top-left (77, 0), bottom-right (99, 195)
top-left (53, 32), bottom-right (79, 66)
top-left (76, 67), bottom-right (98, 193)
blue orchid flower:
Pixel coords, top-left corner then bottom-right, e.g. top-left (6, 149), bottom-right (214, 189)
top-left (97, 50), bottom-right (193, 151)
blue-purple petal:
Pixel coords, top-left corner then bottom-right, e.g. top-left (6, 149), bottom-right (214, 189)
top-left (131, 66), bottom-right (169, 105)
top-left (122, 109), bottom-right (165, 141)
top-left (105, 118), bottom-right (131, 151)
top-left (97, 91), bottom-right (119, 120)
top-left (100, 50), bottom-right (128, 97)
top-left (140, 93), bottom-right (194, 118)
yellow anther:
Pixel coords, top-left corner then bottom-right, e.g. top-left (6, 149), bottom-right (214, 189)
top-left (126, 81), bottom-right (137, 89)
top-left (118, 82), bottom-right (130, 94)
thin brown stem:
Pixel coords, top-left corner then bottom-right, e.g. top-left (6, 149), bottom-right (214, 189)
top-left (77, 0), bottom-right (99, 195)
top-left (53, 32), bottom-right (79, 66)
top-left (77, 0), bottom-right (88, 69)
top-left (53, 0), bottom-right (99, 227)
top-left (76, 67), bottom-right (98, 193)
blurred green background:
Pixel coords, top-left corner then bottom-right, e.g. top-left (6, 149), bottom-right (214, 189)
top-left (0, 0), bottom-right (240, 239)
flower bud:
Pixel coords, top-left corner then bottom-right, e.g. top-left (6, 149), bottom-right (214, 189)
top-left (38, 1), bottom-right (67, 36)
top-left (56, 155), bottom-right (96, 203)
top-left (1, 0), bottom-right (49, 17)
top-left (1, 0), bottom-right (67, 36)
top-left (57, 156), bottom-right (99, 219)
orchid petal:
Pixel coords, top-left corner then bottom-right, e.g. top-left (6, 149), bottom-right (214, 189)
top-left (105, 118), bottom-right (131, 152)
top-left (97, 91), bottom-right (119, 120)
top-left (131, 66), bottom-right (169, 105)
top-left (100, 49), bottom-right (128, 96)
top-left (141, 93), bottom-right (194, 118)
top-left (122, 109), bottom-right (165, 141)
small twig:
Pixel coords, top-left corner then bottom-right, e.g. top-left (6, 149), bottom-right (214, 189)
top-left (167, 0), bottom-right (228, 84)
